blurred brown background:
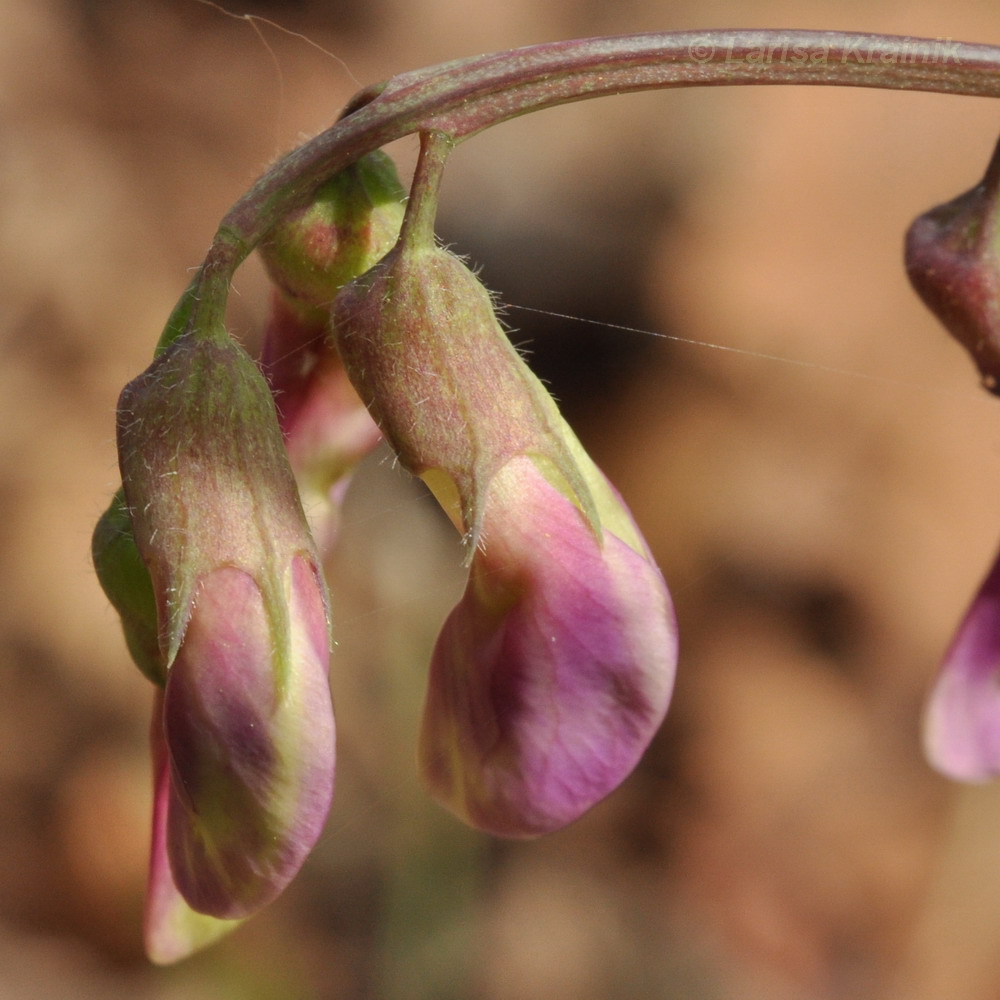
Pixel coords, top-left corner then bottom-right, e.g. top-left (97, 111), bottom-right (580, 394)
top-left (3, 0), bottom-right (1000, 997)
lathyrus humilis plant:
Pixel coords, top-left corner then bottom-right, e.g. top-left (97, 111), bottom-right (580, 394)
top-left (91, 30), bottom-right (1000, 962)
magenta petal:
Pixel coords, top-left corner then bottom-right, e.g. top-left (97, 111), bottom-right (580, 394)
top-left (420, 456), bottom-right (677, 836)
top-left (163, 559), bottom-right (334, 918)
top-left (925, 552), bottom-right (1000, 781)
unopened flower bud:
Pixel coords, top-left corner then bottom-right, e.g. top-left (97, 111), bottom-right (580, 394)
top-left (258, 152), bottom-right (405, 547)
top-left (259, 150), bottom-right (406, 323)
top-left (906, 136), bottom-right (1000, 390)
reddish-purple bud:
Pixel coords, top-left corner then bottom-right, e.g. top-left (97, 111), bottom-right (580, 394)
top-left (906, 136), bottom-right (1000, 389)
top-left (908, 137), bottom-right (1000, 783)
top-left (261, 294), bottom-right (382, 550)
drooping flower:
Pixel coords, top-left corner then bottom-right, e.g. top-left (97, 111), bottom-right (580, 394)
top-left (95, 151), bottom-right (405, 962)
top-left (113, 327), bottom-right (335, 953)
top-left (332, 134), bottom-right (677, 835)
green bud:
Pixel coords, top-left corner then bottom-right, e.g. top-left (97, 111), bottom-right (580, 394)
top-left (259, 150), bottom-right (406, 325)
top-left (257, 152), bottom-right (405, 552)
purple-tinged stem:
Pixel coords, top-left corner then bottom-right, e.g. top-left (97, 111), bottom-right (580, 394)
top-left (163, 30), bottom-right (1000, 348)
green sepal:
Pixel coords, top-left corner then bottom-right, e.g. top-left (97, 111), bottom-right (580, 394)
top-left (333, 242), bottom-right (601, 553)
top-left (117, 325), bottom-right (320, 676)
top-left (91, 488), bottom-right (165, 686)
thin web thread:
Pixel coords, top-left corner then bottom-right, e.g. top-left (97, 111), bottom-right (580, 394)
top-left (508, 303), bottom-right (988, 403)
top-left (194, 0), bottom-right (362, 88)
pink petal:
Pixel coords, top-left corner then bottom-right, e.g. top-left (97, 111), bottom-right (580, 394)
top-left (925, 551), bottom-right (1000, 781)
top-left (420, 456), bottom-right (676, 836)
top-left (163, 559), bottom-right (334, 917)
top-left (143, 693), bottom-right (242, 963)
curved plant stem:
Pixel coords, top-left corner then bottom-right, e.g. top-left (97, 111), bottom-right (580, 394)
top-left (166, 29), bottom-right (1000, 346)
top-left (398, 132), bottom-right (454, 250)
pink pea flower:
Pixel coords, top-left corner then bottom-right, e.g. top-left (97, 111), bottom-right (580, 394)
top-left (334, 221), bottom-right (678, 836)
top-left (260, 293), bottom-right (383, 551)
